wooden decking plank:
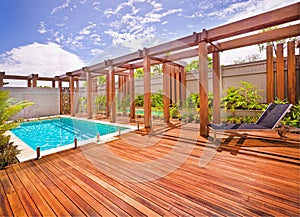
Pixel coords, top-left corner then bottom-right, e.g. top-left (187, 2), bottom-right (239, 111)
top-left (104, 140), bottom-right (264, 216)
top-left (31, 159), bottom-right (101, 216)
top-left (25, 161), bottom-right (85, 216)
top-left (83, 144), bottom-right (229, 216)
top-left (57, 149), bottom-right (206, 217)
top-left (103, 135), bottom-right (299, 215)
top-left (52, 153), bottom-right (160, 217)
top-left (11, 164), bottom-right (56, 216)
top-left (39, 155), bottom-right (125, 217)
top-left (5, 166), bottom-right (41, 216)
top-left (0, 170), bottom-right (13, 217)
top-left (18, 162), bottom-right (71, 216)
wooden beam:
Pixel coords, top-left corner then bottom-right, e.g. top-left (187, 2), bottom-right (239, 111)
top-left (206, 3), bottom-right (299, 42)
top-left (212, 51), bottom-right (221, 124)
top-left (266, 45), bottom-right (274, 103)
top-left (276, 43), bottom-right (285, 100)
top-left (52, 80), bottom-right (56, 88)
top-left (164, 24), bottom-right (300, 62)
top-left (129, 69), bottom-right (135, 121)
top-left (69, 76), bottom-right (75, 116)
top-left (143, 56), bottom-right (151, 128)
top-left (86, 72), bottom-right (93, 119)
top-left (163, 63), bottom-right (170, 123)
top-left (287, 41), bottom-right (296, 104)
top-left (199, 41), bottom-right (209, 137)
top-left (109, 66), bottom-right (116, 123)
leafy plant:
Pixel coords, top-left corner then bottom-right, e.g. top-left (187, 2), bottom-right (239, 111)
top-left (95, 95), bottom-right (106, 113)
top-left (222, 81), bottom-right (265, 115)
top-left (0, 91), bottom-right (34, 169)
top-left (135, 94), bottom-right (144, 107)
top-left (151, 91), bottom-right (163, 109)
top-left (274, 98), bottom-right (300, 128)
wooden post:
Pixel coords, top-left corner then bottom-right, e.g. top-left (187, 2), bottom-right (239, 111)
top-left (58, 80), bottom-right (63, 115)
top-left (171, 66), bottom-right (175, 104)
top-left (32, 74), bottom-right (38, 87)
top-left (52, 80), bottom-right (56, 88)
top-left (36, 147), bottom-right (40, 159)
top-left (276, 43), bottom-right (285, 100)
top-left (143, 55), bottom-right (151, 128)
top-left (0, 72), bottom-right (4, 87)
top-left (175, 66), bottom-right (180, 104)
top-left (69, 76), bottom-right (75, 116)
top-left (106, 74), bottom-right (110, 118)
top-left (287, 41), bottom-right (296, 104)
top-left (199, 41), bottom-right (209, 137)
top-left (180, 66), bottom-right (186, 105)
top-left (109, 66), bottom-right (116, 123)
top-left (118, 75), bottom-right (122, 104)
top-left (163, 62), bottom-right (170, 123)
top-left (266, 45), bottom-right (274, 103)
top-left (213, 51), bottom-right (221, 124)
top-left (129, 69), bottom-right (135, 121)
top-left (27, 79), bottom-right (32, 87)
top-left (86, 71), bottom-right (93, 119)
top-left (74, 138), bottom-right (77, 149)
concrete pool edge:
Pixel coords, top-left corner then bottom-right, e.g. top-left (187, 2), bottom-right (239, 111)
top-left (9, 115), bottom-right (138, 162)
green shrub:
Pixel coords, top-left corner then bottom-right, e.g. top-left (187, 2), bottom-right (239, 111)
top-left (0, 91), bottom-right (33, 169)
top-left (274, 98), bottom-right (300, 128)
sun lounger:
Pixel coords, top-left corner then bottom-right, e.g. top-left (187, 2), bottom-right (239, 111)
top-left (208, 103), bottom-right (293, 143)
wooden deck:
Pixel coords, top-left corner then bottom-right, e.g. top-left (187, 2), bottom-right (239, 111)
top-left (1, 121), bottom-right (299, 216)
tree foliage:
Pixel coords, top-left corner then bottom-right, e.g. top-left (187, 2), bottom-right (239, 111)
top-left (185, 57), bottom-right (213, 72)
top-left (0, 91), bottom-right (34, 169)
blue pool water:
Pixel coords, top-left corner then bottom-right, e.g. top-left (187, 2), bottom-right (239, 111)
top-left (11, 118), bottom-right (129, 151)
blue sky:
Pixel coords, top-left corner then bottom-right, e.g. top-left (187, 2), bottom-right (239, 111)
top-left (0, 0), bottom-right (298, 79)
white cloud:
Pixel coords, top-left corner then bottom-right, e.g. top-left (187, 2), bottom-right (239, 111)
top-left (79, 22), bottom-right (97, 35)
top-left (0, 42), bottom-right (84, 78)
top-left (51, 0), bottom-right (71, 14)
top-left (37, 21), bottom-right (47, 34)
top-left (90, 48), bottom-right (104, 56)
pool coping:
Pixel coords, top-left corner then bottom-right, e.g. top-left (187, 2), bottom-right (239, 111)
top-left (8, 115), bottom-right (138, 162)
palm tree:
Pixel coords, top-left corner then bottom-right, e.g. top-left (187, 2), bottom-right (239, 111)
top-left (0, 90), bottom-right (34, 169)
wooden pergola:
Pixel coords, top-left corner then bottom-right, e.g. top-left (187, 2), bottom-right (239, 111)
top-left (72, 3), bottom-right (298, 136)
top-left (1, 3), bottom-right (299, 137)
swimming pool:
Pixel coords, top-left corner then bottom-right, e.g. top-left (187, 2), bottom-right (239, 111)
top-left (11, 117), bottom-right (131, 151)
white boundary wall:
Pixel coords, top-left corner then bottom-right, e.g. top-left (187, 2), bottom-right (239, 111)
top-left (0, 87), bottom-right (60, 119)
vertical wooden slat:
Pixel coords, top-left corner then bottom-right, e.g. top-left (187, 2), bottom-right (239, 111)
top-left (180, 66), bottom-right (186, 105)
top-left (163, 62), bottom-right (170, 123)
top-left (106, 74), bottom-right (110, 118)
top-left (129, 69), bottom-right (135, 121)
top-left (171, 66), bottom-right (175, 104)
top-left (276, 43), bottom-right (285, 100)
top-left (0, 71), bottom-right (4, 87)
top-left (143, 56), bottom-right (151, 128)
top-left (266, 45), bottom-right (274, 103)
top-left (199, 41), bottom-right (209, 137)
top-left (69, 76), bottom-right (75, 116)
top-left (32, 74), bottom-right (38, 87)
top-left (175, 66), bottom-right (180, 104)
top-left (109, 66), bottom-right (116, 123)
top-left (287, 41), bottom-right (296, 104)
top-left (58, 80), bottom-right (63, 115)
top-left (86, 72), bottom-right (92, 119)
top-left (118, 75), bottom-right (122, 104)
top-left (212, 51), bottom-right (221, 124)
top-left (27, 79), bottom-right (32, 87)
